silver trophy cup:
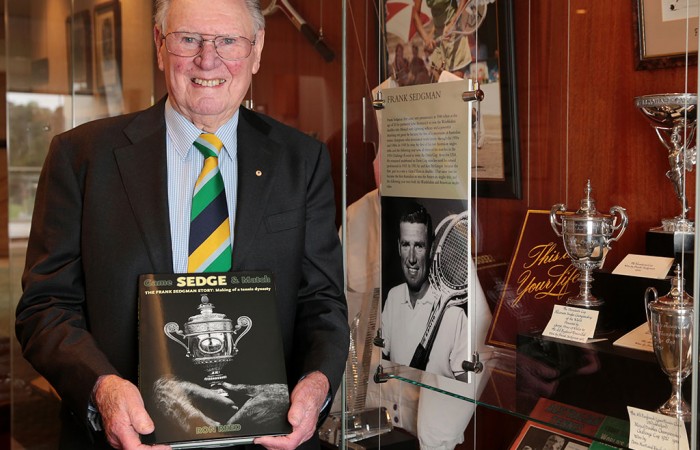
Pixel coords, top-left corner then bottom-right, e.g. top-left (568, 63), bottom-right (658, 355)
top-left (164, 294), bottom-right (252, 397)
top-left (635, 93), bottom-right (697, 232)
top-left (550, 180), bottom-right (628, 308)
top-left (645, 265), bottom-right (694, 422)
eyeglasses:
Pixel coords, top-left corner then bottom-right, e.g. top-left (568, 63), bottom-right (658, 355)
top-left (163, 32), bottom-right (256, 61)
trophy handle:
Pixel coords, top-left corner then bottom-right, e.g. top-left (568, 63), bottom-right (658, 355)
top-left (164, 322), bottom-right (190, 354)
top-left (607, 206), bottom-right (628, 243)
top-left (549, 204), bottom-right (566, 237)
top-left (644, 287), bottom-right (658, 333)
top-left (233, 316), bottom-right (252, 348)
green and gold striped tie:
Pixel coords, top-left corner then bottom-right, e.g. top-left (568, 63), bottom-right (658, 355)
top-left (188, 133), bottom-right (232, 272)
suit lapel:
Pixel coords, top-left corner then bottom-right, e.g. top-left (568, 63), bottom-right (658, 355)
top-left (110, 103), bottom-right (278, 272)
top-left (232, 109), bottom-right (280, 268)
top-left (114, 100), bottom-right (173, 273)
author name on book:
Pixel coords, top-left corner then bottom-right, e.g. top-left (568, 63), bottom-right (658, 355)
top-left (196, 424), bottom-right (242, 435)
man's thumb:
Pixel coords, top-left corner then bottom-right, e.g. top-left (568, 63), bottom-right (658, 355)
top-left (130, 407), bottom-right (155, 435)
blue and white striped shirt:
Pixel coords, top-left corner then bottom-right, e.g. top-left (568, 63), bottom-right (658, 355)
top-left (165, 99), bottom-right (239, 273)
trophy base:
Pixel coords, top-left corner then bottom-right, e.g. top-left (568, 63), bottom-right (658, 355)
top-left (658, 397), bottom-right (692, 422)
top-left (647, 226), bottom-right (694, 255)
top-left (646, 228), bottom-right (695, 283)
top-left (319, 407), bottom-right (393, 447)
top-left (565, 296), bottom-right (604, 308)
top-left (660, 217), bottom-right (694, 233)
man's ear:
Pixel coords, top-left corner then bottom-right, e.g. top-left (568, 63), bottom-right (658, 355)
top-left (251, 29), bottom-right (265, 74)
top-left (154, 25), bottom-right (165, 71)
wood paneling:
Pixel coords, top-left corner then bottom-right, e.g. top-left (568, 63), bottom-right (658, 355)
top-left (477, 0), bottom-right (697, 272)
top-left (255, 0), bottom-right (697, 273)
top-left (253, 1), bottom-right (379, 227)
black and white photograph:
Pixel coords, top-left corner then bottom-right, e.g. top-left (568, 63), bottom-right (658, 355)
top-left (138, 272), bottom-right (291, 447)
top-left (379, 196), bottom-right (472, 381)
top-left (509, 422), bottom-right (590, 450)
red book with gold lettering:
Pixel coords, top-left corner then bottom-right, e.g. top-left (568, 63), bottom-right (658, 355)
top-left (138, 271), bottom-right (292, 448)
top-left (486, 210), bottom-right (578, 349)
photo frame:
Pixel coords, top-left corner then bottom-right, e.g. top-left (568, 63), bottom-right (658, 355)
top-left (93, 1), bottom-right (122, 94)
top-left (382, 0), bottom-right (521, 198)
top-left (509, 421), bottom-right (591, 450)
top-left (65, 11), bottom-right (93, 94)
top-left (633, 0), bottom-right (698, 70)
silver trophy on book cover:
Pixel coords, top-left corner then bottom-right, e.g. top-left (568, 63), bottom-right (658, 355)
top-left (645, 265), bottom-right (694, 422)
top-left (164, 294), bottom-right (252, 397)
top-left (550, 180), bottom-right (628, 308)
top-left (635, 93), bottom-right (697, 232)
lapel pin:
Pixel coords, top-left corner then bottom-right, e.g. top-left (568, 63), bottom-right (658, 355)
top-left (256, 170), bottom-right (262, 177)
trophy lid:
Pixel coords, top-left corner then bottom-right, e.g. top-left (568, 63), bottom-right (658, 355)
top-left (569, 180), bottom-right (609, 222)
top-left (652, 265), bottom-right (693, 311)
top-left (184, 294), bottom-right (233, 330)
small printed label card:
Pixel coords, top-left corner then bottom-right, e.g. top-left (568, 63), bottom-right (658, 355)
top-left (612, 322), bottom-right (653, 352)
top-left (612, 254), bottom-right (674, 279)
top-left (627, 406), bottom-right (689, 450)
top-left (543, 305), bottom-right (599, 343)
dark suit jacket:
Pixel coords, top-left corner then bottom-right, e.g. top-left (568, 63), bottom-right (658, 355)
top-left (15, 98), bottom-right (349, 449)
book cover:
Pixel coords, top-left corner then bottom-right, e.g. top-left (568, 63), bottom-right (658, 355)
top-left (529, 397), bottom-right (606, 438)
top-left (486, 210), bottom-right (579, 349)
top-left (509, 421), bottom-right (591, 450)
top-left (590, 416), bottom-right (629, 449)
top-left (527, 398), bottom-right (629, 449)
top-left (138, 272), bottom-right (292, 448)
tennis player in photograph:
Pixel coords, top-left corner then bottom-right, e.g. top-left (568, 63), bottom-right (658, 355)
top-left (380, 201), bottom-right (470, 382)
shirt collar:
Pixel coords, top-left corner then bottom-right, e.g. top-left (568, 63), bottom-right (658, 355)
top-left (164, 98), bottom-right (239, 162)
top-left (400, 283), bottom-right (436, 306)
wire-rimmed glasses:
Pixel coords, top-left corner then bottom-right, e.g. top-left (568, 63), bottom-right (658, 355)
top-left (163, 32), bottom-right (256, 61)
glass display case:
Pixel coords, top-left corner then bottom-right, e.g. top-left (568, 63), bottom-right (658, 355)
top-left (340, 1), bottom-right (699, 450)
top-left (1, 1), bottom-right (698, 449)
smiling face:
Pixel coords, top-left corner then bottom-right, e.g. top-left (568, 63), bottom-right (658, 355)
top-left (154, 0), bottom-right (264, 131)
top-left (398, 222), bottom-right (429, 292)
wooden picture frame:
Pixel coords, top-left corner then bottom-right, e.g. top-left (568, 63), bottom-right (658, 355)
top-left (66, 11), bottom-right (93, 94)
top-left (93, 1), bottom-right (122, 93)
top-left (633, 0), bottom-right (698, 70)
top-left (382, 0), bottom-right (521, 198)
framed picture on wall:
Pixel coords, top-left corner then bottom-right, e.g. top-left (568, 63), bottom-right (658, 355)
top-left (382, 0), bottom-right (521, 198)
top-left (66, 11), bottom-right (93, 94)
top-left (94, 1), bottom-right (122, 94)
top-left (634, 0), bottom-right (698, 70)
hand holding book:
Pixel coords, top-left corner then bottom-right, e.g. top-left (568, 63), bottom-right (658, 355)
top-left (255, 371), bottom-right (329, 450)
top-left (153, 375), bottom-right (289, 433)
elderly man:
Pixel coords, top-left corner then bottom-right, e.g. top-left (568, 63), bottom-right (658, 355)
top-left (15, 1), bottom-right (348, 449)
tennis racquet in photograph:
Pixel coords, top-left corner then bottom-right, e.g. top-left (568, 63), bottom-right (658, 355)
top-left (409, 211), bottom-right (470, 370)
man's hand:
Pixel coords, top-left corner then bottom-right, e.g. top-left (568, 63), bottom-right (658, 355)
top-left (153, 375), bottom-right (237, 431)
top-left (254, 371), bottom-right (330, 450)
top-left (223, 383), bottom-right (289, 427)
top-left (93, 374), bottom-right (171, 450)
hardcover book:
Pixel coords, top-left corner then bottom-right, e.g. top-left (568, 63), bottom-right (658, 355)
top-left (486, 210), bottom-right (579, 349)
top-left (138, 271), bottom-right (292, 448)
top-left (509, 421), bottom-right (591, 450)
